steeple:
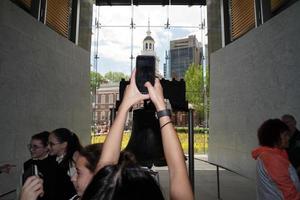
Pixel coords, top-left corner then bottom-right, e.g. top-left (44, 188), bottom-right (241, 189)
top-left (140, 18), bottom-right (160, 77)
top-left (143, 18), bottom-right (154, 52)
top-left (146, 18), bottom-right (151, 36)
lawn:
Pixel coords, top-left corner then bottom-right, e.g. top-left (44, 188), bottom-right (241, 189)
top-left (91, 132), bottom-right (208, 154)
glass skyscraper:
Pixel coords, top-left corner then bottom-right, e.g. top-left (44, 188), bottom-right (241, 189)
top-left (169, 35), bottom-right (202, 80)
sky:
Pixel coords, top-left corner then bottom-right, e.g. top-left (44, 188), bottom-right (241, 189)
top-left (90, 5), bottom-right (207, 76)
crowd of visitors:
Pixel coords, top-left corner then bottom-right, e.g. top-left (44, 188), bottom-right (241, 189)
top-left (18, 70), bottom-right (193, 200)
top-left (3, 69), bottom-right (300, 200)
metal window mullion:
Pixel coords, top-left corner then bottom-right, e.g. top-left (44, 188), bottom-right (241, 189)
top-left (69, 0), bottom-right (80, 44)
top-left (130, 0), bottom-right (135, 72)
top-left (254, 0), bottom-right (271, 27)
top-left (93, 5), bottom-right (101, 126)
top-left (31, 0), bottom-right (46, 22)
top-left (220, 0), bottom-right (231, 46)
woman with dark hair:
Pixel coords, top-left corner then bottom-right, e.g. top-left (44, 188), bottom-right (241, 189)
top-left (48, 128), bottom-right (82, 200)
top-left (81, 70), bottom-right (193, 200)
top-left (71, 143), bottom-right (103, 199)
top-left (252, 119), bottom-right (300, 200)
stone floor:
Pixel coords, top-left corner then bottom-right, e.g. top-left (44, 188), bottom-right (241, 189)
top-left (153, 155), bottom-right (256, 200)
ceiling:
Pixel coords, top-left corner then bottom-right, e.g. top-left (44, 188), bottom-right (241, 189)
top-left (96, 0), bottom-right (206, 6)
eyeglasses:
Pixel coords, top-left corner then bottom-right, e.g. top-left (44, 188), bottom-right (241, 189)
top-left (27, 144), bottom-right (44, 150)
top-left (48, 142), bottom-right (61, 147)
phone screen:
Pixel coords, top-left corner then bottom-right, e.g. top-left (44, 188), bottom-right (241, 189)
top-left (135, 55), bottom-right (155, 94)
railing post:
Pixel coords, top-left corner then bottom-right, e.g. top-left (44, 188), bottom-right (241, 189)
top-left (110, 106), bottom-right (116, 127)
top-left (217, 165), bottom-right (221, 200)
top-left (188, 108), bottom-right (194, 191)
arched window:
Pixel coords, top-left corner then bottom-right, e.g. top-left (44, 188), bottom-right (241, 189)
top-left (145, 43), bottom-right (148, 49)
top-left (149, 43), bottom-right (152, 49)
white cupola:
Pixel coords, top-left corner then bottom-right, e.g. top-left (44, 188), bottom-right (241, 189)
top-left (143, 19), bottom-right (155, 52)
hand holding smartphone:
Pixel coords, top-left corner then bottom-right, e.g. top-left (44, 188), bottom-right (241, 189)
top-left (135, 55), bottom-right (155, 94)
top-left (22, 164), bottom-right (39, 184)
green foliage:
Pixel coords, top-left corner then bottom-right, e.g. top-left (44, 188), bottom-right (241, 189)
top-left (104, 71), bottom-right (129, 83)
top-left (90, 71), bottom-right (105, 93)
top-left (184, 63), bottom-right (209, 120)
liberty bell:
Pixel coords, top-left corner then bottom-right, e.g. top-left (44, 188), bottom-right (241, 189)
top-left (125, 106), bottom-right (167, 168)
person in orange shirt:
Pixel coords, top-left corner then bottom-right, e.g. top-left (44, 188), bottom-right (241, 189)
top-left (252, 119), bottom-right (300, 200)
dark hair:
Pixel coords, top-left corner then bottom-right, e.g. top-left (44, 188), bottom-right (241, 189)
top-left (81, 151), bottom-right (164, 200)
top-left (281, 114), bottom-right (296, 121)
top-left (78, 143), bottom-right (103, 173)
top-left (257, 119), bottom-right (289, 147)
top-left (51, 128), bottom-right (82, 169)
top-left (31, 131), bottom-right (50, 147)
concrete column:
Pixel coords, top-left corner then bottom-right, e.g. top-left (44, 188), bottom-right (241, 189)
top-left (207, 0), bottom-right (223, 66)
top-left (78, 0), bottom-right (93, 52)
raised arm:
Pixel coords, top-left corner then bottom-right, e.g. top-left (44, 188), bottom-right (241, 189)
top-left (145, 79), bottom-right (194, 200)
top-left (97, 71), bottom-right (149, 171)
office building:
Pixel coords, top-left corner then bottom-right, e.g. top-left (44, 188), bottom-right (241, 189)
top-left (169, 35), bottom-right (202, 80)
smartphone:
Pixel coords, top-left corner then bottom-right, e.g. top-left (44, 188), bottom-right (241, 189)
top-left (22, 164), bottom-right (39, 184)
top-left (135, 55), bottom-right (155, 94)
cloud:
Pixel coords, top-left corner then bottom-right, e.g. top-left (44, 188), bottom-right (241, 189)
top-left (91, 5), bottom-right (207, 75)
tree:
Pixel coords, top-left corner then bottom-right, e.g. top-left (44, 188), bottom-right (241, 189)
top-left (90, 71), bottom-right (106, 93)
top-left (104, 71), bottom-right (129, 83)
top-left (184, 63), bottom-right (209, 122)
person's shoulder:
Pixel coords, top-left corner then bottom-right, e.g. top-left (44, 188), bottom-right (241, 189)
top-left (259, 150), bottom-right (288, 162)
top-left (23, 159), bottom-right (33, 169)
top-left (46, 155), bottom-right (57, 161)
top-left (43, 155), bottom-right (58, 167)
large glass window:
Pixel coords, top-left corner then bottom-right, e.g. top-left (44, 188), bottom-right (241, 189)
top-left (91, 4), bottom-right (209, 155)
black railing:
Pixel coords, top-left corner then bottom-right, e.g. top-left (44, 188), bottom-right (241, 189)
top-left (194, 158), bottom-right (252, 200)
top-left (0, 189), bottom-right (16, 199)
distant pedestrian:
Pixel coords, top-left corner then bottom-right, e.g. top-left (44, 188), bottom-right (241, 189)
top-left (281, 114), bottom-right (300, 176)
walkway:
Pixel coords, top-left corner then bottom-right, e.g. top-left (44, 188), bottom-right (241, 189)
top-left (153, 155), bottom-right (256, 200)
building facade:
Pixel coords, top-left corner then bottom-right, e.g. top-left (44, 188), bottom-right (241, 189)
top-left (94, 83), bottom-right (119, 132)
top-left (169, 35), bottom-right (202, 80)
